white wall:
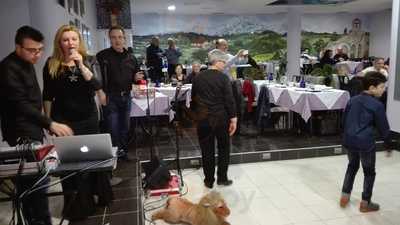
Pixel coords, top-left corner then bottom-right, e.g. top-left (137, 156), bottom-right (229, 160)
top-left (369, 9), bottom-right (392, 58)
top-left (0, 0), bottom-right (31, 59)
top-left (387, 0), bottom-right (400, 133)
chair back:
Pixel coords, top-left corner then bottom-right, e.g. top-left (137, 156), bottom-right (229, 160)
top-left (256, 85), bottom-right (271, 127)
top-left (338, 75), bottom-right (350, 91)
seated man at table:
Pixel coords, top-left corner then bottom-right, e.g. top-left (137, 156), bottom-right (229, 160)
top-left (184, 62), bottom-right (201, 84)
top-left (359, 57), bottom-right (388, 77)
top-left (333, 48), bottom-right (349, 63)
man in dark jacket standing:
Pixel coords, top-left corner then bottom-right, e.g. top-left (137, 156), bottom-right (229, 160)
top-left (0, 26), bottom-right (72, 225)
top-left (96, 25), bottom-right (143, 160)
top-left (191, 49), bottom-right (237, 189)
top-left (146, 36), bottom-right (163, 82)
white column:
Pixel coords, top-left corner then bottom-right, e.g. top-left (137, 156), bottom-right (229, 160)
top-left (387, 0), bottom-right (400, 132)
top-left (286, 7), bottom-right (302, 79)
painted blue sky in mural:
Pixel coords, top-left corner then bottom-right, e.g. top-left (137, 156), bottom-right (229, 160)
top-left (268, 0), bottom-right (356, 5)
top-left (133, 13), bottom-right (368, 36)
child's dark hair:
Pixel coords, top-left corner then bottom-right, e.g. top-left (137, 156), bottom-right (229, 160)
top-left (362, 71), bottom-right (387, 90)
top-left (15, 26), bottom-right (44, 45)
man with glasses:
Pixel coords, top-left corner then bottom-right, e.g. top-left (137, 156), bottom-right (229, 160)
top-left (0, 25), bottom-right (73, 225)
top-left (191, 49), bottom-right (237, 189)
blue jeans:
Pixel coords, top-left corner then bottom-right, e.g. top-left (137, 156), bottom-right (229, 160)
top-left (103, 94), bottom-right (131, 152)
top-left (342, 149), bottom-right (376, 202)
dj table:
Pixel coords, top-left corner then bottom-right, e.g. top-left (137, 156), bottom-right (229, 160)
top-left (0, 148), bottom-right (117, 202)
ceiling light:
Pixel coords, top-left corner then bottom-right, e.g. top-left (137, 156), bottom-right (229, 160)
top-left (168, 5), bottom-right (176, 11)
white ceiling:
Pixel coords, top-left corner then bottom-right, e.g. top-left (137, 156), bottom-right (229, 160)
top-left (131, 0), bottom-right (392, 15)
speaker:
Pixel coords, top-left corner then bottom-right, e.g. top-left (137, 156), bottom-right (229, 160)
top-left (142, 156), bottom-right (171, 190)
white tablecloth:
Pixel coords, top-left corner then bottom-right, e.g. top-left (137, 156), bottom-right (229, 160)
top-left (156, 85), bottom-right (192, 108)
top-left (130, 92), bottom-right (170, 117)
top-left (130, 85), bottom-right (193, 121)
top-left (252, 81), bottom-right (350, 121)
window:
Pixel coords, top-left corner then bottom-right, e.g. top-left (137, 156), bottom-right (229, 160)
top-left (73, 0), bottom-right (79, 15)
top-left (79, 0), bottom-right (85, 17)
top-left (81, 24), bottom-right (92, 52)
top-left (68, 0), bottom-right (73, 13)
top-left (75, 18), bottom-right (80, 29)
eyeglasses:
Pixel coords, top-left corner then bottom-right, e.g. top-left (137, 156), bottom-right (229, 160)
top-left (21, 46), bottom-right (44, 55)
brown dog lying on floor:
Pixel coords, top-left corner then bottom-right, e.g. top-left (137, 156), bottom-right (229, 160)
top-left (151, 191), bottom-right (230, 225)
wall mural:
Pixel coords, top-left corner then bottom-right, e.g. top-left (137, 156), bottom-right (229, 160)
top-left (132, 13), bottom-right (369, 64)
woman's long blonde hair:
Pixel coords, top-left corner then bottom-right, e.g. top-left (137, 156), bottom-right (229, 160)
top-left (48, 25), bottom-right (88, 78)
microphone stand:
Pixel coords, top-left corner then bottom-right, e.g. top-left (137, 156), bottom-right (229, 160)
top-left (140, 65), bottom-right (157, 161)
top-left (171, 84), bottom-right (184, 187)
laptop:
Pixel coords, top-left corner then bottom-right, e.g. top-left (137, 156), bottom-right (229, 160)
top-left (53, 133), bottom-right (114, 164)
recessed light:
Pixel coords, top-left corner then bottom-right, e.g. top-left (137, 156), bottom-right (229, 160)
top-left (168, 5), bottom-right (176, 11)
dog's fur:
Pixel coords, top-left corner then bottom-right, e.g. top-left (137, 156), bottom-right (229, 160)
top-left (151, 191), bottom-right (230, 225)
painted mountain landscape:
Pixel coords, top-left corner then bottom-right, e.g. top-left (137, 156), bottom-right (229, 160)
top-left (132, 14), bottom-right (362, 63)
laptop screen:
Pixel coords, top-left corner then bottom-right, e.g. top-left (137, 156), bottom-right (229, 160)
top-left (53, 133), bottom-right (113, 163)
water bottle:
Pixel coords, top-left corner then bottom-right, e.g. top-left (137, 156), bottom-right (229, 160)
top-left (162, 57), bottom-right (168, 73)
top-left (300, 76), bottom-right (306, 88)
top-left (268, 73), bottom-right (274, 82)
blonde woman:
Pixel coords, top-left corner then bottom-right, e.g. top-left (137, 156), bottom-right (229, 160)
top-left (42, 25), bottom-right (110, 220)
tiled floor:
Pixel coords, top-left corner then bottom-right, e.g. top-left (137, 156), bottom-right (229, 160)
top-left (134, 120), bottom-right (343, 160)
top-left (144, 151), bottom-right (400, 225)
top-left (0, 117), bottom-right (395, 225)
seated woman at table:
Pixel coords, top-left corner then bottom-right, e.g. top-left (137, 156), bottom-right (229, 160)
top-left (42, 24), bottom-right (112, 221)
top-left (320, 49), bottom-right (335, 66)
top-left (171, 64), bottom-right (185, 84)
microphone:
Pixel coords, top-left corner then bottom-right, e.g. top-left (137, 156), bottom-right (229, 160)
top-left (69, 48), bottom-right (80, 68)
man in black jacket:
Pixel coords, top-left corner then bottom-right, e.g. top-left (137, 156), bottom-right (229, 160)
top-left (96, 25), bottom-right (143, 160)
top-left (191, 49), bottom-right (237, 189)
top-left (146, 36), bottom-right (163, 82)
top-left (0, 26), bottom-right (72, 225)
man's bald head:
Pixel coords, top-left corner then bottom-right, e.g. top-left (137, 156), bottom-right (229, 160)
top-left (216, 39), bottom-right (228, 52)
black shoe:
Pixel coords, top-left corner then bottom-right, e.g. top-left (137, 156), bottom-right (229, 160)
top-left (217, 179), bottom-right (233, 186)
top-left (118, 151), bottom-right (131, 162)
top-left (120, 154), bottom-right (132, 162)
top-left (204, 181), bottom-right (214, 189)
